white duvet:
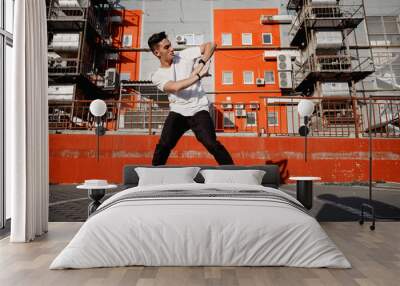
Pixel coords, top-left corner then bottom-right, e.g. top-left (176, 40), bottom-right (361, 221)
top-left (50, 183), bottom-right (351, 269)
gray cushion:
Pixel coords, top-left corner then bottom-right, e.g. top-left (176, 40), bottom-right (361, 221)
top-left (123, 165), bottom-right (280, 189)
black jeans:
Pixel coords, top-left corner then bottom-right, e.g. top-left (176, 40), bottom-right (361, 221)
top-left (152, 110), bottom-right (234, 165)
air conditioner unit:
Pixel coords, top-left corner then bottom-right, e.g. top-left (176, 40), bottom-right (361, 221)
top-left (58, 0), bottom-right (81, 7)
top-left (260, 15), bottom-right (293, 24)
top-left (176, 35), bottom-right (186, 44)
top-left (315, 31), bottom-right (343, 49)
top-left (48, 84), bottom-right (75, 101)
top-left (105, 68), bottom-right (117, 88)
top-left (277, 54), bottom-right (292, 71)
top-left (235, 109), bottom-right (247, 117)
top-left (278, 72), bottom-right (293, 89)
top-left (221, 103), bottom-right (233, 110)
top-left (320, 82), bottom-right (350, 96)
top-left (260, 15), bottom-right (274, 24)
top-left (256, 78), bottom-right (265, 86)
top-left (250, 102), bottom-right (260, 110)
top-left (54, 57), bottom-right (67, 68)
top-left (235, 103), bottom-right (245, 109)
top-left (51, 33), bottom-right (80, 52)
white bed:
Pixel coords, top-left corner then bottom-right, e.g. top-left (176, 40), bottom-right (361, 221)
top-left (50, 183), bottom-right (351, 269)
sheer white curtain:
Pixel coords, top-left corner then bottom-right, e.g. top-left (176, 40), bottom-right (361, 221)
top-left (6, 0), bottom-right (49, 242)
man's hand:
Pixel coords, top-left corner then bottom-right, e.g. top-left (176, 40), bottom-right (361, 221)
top-left (200, 42), bottom-right (217, 62)
top-left (198, 60), bottom-right (211, 78)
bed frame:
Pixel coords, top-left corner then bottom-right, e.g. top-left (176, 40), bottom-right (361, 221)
top-left (123, 165), bottom-right (280, 189)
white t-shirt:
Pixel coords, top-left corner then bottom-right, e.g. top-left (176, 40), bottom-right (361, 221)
top-left (151, 47), bottom-right (209, 116)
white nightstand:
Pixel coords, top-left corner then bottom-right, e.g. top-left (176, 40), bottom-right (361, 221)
top-left (77, 180), bottom-right (117, 216)
top-left (289, 177), bottom-right (321, 210)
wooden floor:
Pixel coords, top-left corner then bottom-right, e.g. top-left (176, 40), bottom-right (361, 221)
top-left (0, 222), bottom-right (399, 286)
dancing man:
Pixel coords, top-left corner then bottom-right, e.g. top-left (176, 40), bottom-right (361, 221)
top-left (148, 31), bottom-right (234, 166)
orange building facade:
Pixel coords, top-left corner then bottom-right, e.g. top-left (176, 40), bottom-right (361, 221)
top-left (111, 10), bottom-right (142, 84)
top-left (213, 9), bottom-right (284, 134)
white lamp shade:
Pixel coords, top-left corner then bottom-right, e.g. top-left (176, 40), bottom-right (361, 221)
top-left (89, 99), bottom-right (107, 117)
top-left (298, 99), bottom-right (315, 117)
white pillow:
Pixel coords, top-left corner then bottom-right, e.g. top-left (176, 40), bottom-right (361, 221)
top-left (200, 169), bottom-right (266, 185)
top-left (135, 167), bottom-right (201, 186)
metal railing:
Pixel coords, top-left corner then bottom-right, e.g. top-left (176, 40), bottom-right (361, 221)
top-left (47, 5), bottom-right (110, 39)
top-left (263, 96), bottom-right (400, 138)
top-left (212, 102), bottom-right (261, 134)
top-left (48, 58), bottom-right (80, 75)
top-left (289, 2), bottom-right (364, 39)
top-left (293, 54), bottom-right (374, 86)
top-left (48, 98), bottom-right (400, 138)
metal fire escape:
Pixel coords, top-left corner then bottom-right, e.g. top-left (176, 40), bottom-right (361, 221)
top-left (287, 0), bottom-right (375, 135)
top-left (47, 0), bottom-right (123, 97)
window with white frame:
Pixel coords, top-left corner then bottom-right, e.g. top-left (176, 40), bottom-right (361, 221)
top-left (264, 71), bottom-right (275, 84)
top-left (241, 33), bottom-right (252, 45)
top-left (222, 71), bottom-right (233, 85)
top-left (223, 111), bottom-right (235, 128)
top-left (184, 34), bottom-right (204, 46)
top-left (122, 34), bottom-right (133, 47)
top-left (246, 112), bottom-right (257, 126)
top-left (262, 33), bottom-right (273, 44)
top-left (267, 112), bottom-right (279, 126)
top-left (243, 71), bottom-right (254, 84)
top-left (367, 16), bottom-right (400, 46)
top-left (221, 33), bottom-right (232, 46)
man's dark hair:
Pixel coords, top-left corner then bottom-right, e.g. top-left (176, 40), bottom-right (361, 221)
top-left (148, 31), bottom-right (167, 52)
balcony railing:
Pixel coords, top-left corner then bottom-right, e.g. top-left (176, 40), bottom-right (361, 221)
top-left (263, 96), bottom-right (400, 138)
top-left (289, 2), bottom-right (365, 46)
top-left (47, 5), bottom-right (110, 39)
top-left (48, 98), bottom-right (400, 138)
top-left (48, 58), bottom-right (80, 75)
top-left (293, 54), bottom-right (374, 87)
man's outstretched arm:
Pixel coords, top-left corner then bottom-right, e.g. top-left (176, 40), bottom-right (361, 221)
top-left (163, 74), bottom-right (201, 94)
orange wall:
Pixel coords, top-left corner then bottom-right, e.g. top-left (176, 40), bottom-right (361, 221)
top-left (213, 9), bottom-right (282, 132)
top-left (49, 134), bottom-right (400, 184)
top-left (112, 10), bottom-right (142, 81)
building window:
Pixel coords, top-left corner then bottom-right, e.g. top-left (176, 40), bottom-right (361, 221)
top-left (223, 111), bottom-right (235, 128)
top-left (120, 72), bottom-right (131, 81)
top-left (184, 34), bottom-right (204, 46)
top-left (264, 71), bottom-right (275, 84)
top-left (246, 112), bottom-right (257, 126)
top-left (222, 71), bottom-right (233, 85)
top-left (241, 33), bottom-right (252, 45)
top-left (243, 71), bottom-right (254, 84)
top-left (221, 33), bottom-right (232, 46)
top-left (267, 112), bottom-right (279, 126)
top-left (122, 34), bottom-right (133, 47)
top-left (367, 16), bottom-right (400, 46)
top-left (262, 33), bottom-right (273, 44)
